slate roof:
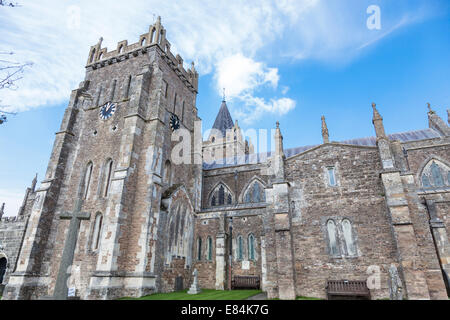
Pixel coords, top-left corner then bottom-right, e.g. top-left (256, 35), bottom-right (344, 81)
top-left (203, 128), bottom-right (441, 170)
top-left (339, 128), bottom-right (440, 147)
top-left (211, 100), bottom-right (234, 137)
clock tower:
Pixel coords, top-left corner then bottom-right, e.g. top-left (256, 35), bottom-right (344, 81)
top-left (5, 17), bottom-right (202, 300)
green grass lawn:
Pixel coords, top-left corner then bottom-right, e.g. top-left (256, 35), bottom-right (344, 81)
top-left (296, 296), bottom-right (323, 300)
top-left (120, 289), bottom-right (262, 300)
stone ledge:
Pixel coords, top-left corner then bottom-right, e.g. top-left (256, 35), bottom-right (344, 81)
top-left (92, 271), bottom-right (156, 278)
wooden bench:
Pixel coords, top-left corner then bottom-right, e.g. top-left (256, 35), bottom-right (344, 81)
top-left (231, 276), bottom-right (260, 290)
top-left (326, 280), bottom-right (371, 300)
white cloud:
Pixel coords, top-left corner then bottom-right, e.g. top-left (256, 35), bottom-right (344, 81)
top-left (0, 0), bottom-right (436, 113)
top-left (215, 53), bottom-right (279, 98)
top-left (235, 95), bottom-right (296, 124)
top-left (214, 53), bottom-right (295, 124)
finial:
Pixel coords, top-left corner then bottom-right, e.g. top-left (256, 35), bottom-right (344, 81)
top-left (321, 115), bottom-right (330, 144)
top-left (190, 61), bottom-right (197, 74)
top-left (223, 88), bottom-right (226, 102)
top-left (372, 102), bottom-right (376, 109)
top-left (427, 102), bottom-right (432, 112)
top-left (98, 37), bottom-right (103, 46)
top-left (276, 121), bottom-right (280, 129)
top-left (31, 173), bottom-right (38, 192)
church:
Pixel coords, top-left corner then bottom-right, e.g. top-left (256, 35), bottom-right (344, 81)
top-left (0, 18), bottom-right (449, 300)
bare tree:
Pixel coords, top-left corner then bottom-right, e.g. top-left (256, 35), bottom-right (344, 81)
top-left (0, 1), bottom-right (21, 7)
top-left (0, 1), bottom-right (32, 125)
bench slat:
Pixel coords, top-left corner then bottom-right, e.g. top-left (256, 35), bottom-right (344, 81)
top-left (231, 276), bottom-right (260, 290)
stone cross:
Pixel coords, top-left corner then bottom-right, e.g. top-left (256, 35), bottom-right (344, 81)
top-left (388, 264), bottom-right (403, 300)
top-left (53, 198), bottom-right (90, 300)
top-left (188, 268), bottom-right (201, 295)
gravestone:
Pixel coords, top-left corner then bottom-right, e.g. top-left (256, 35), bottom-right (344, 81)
top-left (188, 269), bottom-right (201, 294)
top-left (53, 199), bottom-right (90, 300)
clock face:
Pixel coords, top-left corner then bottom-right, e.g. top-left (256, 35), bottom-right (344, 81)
top-left (170, 114), bottom-right (180, 131)
top-left (99, 102), bottom-right (116, 120)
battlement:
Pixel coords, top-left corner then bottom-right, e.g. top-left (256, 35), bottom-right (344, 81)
top-left (85, 16), bottom-right (198, 92)
top-left (0, 215), bottom-right (28, 224)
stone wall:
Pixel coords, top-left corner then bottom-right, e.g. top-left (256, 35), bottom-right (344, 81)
top-left (0, 215), bottom-right (29, 288)
top-left (5, 20), bottom-right (200, 299)
top-left (161, 257), bottom-right (192, 293)
top-left (285, 144), bottom-right (397, 299)
top-left (202, 165), bottom-right (267, 209)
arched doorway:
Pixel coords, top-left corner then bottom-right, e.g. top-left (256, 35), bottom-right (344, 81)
top-left (0, 256), bottom-right (7, 284)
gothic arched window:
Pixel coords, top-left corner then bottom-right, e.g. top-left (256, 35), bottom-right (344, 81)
top-left (248, 234), bottom-right (256, 261)
top-left (342, 219), bottom-right (356, 256)
top-left (237, 235), bottom-right (243, 261)
top-left (243, 180), bottom-right (265, 204)
top-left (103, 159), bottom-right (114, 197)
top-left (431, 162), bottom-right (444, 187)
top-left (92, 213), bottom-right (103, 251)
top-left (422, 174), bottom-right (431, 188)
top-left (207, 236), bottom-right (213, 261)
top-left (209, 183), bottom-right (234, 207)
top-left (197, 238), bottom-right (202, 261)
top-left (218, 185), bottom-right (225, 205)
top-left (327, 167), bottom-right (337, 186)
top-left (163, 160), bottom-right (172, 186)
top-left (327, 220), bottom-right (339, 256)
top-left (82, 162), bottom-right (93, 199)
top-left (421, 159), bottom-right (450, 188)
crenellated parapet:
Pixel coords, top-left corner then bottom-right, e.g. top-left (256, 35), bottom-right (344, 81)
top-left (0, 215), bottom-right (28, 224)
top-left (85, 16), bottom-right (199, 93)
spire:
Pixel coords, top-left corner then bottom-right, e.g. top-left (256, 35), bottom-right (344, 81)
top-left (372, 103), bottom-right (386, 138)
top-left (274, 121), bottom-right (284, 158)
top-left (428, 103), bottom-right (450, 137)
top-left (0, 203), bottom-right (4, 219)
top-left (189, 62), bottom-right (198, 91)
top-left (321, 116), bottom-right (329, 144)
top-left (212, 99), bottom-right (234, 137)
top-left (31, 173), bottom-right (37, 192)
top-left (271, 121), bottom-right (285, 180)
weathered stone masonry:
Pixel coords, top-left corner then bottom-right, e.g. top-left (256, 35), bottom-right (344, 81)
top-left (1, 19), bottom-right (449, 300)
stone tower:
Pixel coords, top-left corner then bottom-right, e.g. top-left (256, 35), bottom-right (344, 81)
top-left (4, 17), bottom-right (201, 300)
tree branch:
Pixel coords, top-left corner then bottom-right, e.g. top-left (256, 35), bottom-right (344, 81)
top-left (0, 1), bottom-right (21, 7)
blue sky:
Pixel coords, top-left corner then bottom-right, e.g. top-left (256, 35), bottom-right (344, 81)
top-left (0, 0), bottom-right (449, 216)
